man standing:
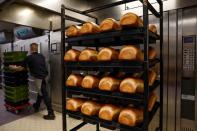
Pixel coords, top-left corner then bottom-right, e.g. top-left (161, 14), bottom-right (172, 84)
top-left (25, 43), bottom-right (55, 120)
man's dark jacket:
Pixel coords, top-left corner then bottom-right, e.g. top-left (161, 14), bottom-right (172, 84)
top-left (25, 52), bottom-right (48, 79)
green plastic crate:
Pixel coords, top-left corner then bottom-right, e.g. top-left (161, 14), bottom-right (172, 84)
top-left (5, 95), bottom-right (29, 103)
top-left (4, 85), bottom-right (29, 102)
top-left (4, 85), bottom-right (28, 93)
top-left (4, 51), bottom-right (28, 63)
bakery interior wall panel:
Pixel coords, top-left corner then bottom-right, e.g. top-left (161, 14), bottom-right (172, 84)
top-left (176, 9), bottom-right (183, 131)
top-left (86, 0), bottom-right (124, 22)
top-left (178, 7), bottom-right (197, 131)
top-left (49, 31), bottom-right (63, 112)
top-left (153, 7), bottom-right (197, 131)
top-left (122, 0), bottom-right (197, 17)
top-left (162, 11), bottom-right (169, 131)
top-left (148, 11), bottom-right (169, 131)
top-left (167, 9), bottom-right (177, 131)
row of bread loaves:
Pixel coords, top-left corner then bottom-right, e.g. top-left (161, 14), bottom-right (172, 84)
top-left (66, 92), bottom-right (157, 126)
top-left (66, 70), bottom-right (157, 94)
top-left (66, 12), bottom-right (157, 37)
top-left (64, 46), bottom-right (157, 62)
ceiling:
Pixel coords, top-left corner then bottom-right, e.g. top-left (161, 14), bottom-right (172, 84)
top-left (0, 0), bottom-right (197, 31)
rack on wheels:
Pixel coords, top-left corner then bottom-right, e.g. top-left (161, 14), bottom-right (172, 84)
top-left (61, 0), bottom-right (163, 131)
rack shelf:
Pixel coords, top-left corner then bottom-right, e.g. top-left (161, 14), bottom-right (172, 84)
top-left (66, 80), bottom-right (160, 105)
top-left (66, 102), bottom-right (160, 131)
top-left (61, 0), bottom-right (163, 130)
top-left (65, 28), bottom-right (160, 47)
top-left (65, 59), bottom-right (160, 72)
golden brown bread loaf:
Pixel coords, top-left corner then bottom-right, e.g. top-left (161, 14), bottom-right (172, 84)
top-left (119, 45), bottom-right (142, 61)
top-left (97, 48), bottom-right (119, 61)
top-left (66, 74), bottom-right (83, 87)
top-left (81, 101), bottom-right (102, 116)
top-left (148, 92), bottom-right (158, 111)
top-left (79, 48), bottom-right (98, 61)
top-left (64, 49), bottom-right (81, 61)
top-left (99, 104), bottom-right (122, 121)
top-left (81, 75), bottom-right (100, 89)
top-left (119, 78), bottom-right (144, 93)
top-left (66, 98), bottom-right (85, 112)
top-left (119, 45), bottom-right (157, 61)
top-left (148, 70), bottom-right (157, 86)
top-left (120, 12), bottom-right (143, 27)
top-left (99, 77), bottom-right (120, 91)
top-left (148, 47), bottom-right (157, 60)
top-left (139, 47), bottom-right (157, 61)
top-left (149, 24), bottom-right (157, 33)
top-left (79, 22), bottom-right (100, 35)
top-left (66, 25), bottom-right (81, 37)
top-left (100, 18), bottom-right (121, 32)
top-left (118, 108), bottom-right (143, 126)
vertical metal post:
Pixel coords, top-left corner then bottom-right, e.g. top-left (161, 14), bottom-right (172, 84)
top-left (96, 123), bottom-right (100, 131)
top-left (143, 0), bottom-right (149, 130)
top-left (61, 5), bottom-right (66, 131)
top-left (11, 31), bottom-right (14, 51)
top-left (159, 1), bottom-right (163, 131)
top-left (48, 21), bottom-right (52, 98)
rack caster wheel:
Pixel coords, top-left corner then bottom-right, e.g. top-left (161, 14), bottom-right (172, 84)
top-left (14, 110), bottom-right (19, 114)
top-left (6, 107), bottom-right (9, 111)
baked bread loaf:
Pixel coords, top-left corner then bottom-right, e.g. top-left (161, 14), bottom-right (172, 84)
top-left (149, 24), bottom-right (157, 33)
top-left (99, 77), bottom-right (120, 91)
top-left (79, 22), bottom-right (100, 35)
top-left (66, 25), bottom-right (81, 37)
top-left (148, 47), bottom-right (157, 60)
top-left (100, 18), bottom-right (121, 32)
top-left (66, 74), bottom-right (83, 87)
top-left (135, 47), bottom-right (157, 61)
top-left (66, 98), bottom-right (85, 112)
top-left (99, 104), bottom-right (121, 121)
top-left (119, 45), bottom-right (142, 61)
top-left (81, 75), bottom-right (100, 89)
top-left (79, 48), bottom-right (98, 61)
top-left (64, 49), bottom-right (81, 61)
top-left (119, 78), bottom-right (144, 93)
top-left (148, 92), bottom-right (158, 111)
top-left (118, 108), bottom-right (143, 126)
top-left (98, 48), bottom-right (119, 61)
top-left (120, 12), bottom-right (143, 27)
top-left (81, 101), bottom-right (102, 116)
top-left (149, 70), bottom-right (157, 86)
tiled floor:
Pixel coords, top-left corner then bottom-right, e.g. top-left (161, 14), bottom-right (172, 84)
top-left (0, 110), bottom-right (112, 131)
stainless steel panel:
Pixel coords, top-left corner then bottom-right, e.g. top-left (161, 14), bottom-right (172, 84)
top-left (180, 7), bottom-right (197, 131)
top-left (167, 9), bottom-right (177, 131)
top-left (195, 7), bottom-right (197, 131)
top-left (50, 50), bottom-right (62, 112)
top-left (176, 8), bottom-right (183, 131)
top-left (162, 11), bottom-right (169, 131)
top-left (49, 31), bottom-right (62, 112)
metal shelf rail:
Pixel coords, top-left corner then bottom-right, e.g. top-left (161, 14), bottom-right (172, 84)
top-left (61, 0), bottom-right (163, 131)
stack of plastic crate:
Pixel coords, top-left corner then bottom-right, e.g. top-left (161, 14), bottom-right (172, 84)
top-left (3, 51), bottom-right (29, 114)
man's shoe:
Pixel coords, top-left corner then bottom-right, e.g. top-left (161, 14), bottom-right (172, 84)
top-left (32, 103), bottom-right (39, 113)
top-left (43, 114), bottom-right (55, 120)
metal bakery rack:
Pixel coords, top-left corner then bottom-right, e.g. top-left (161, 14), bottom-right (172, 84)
top-left (61, 0), bottom-right (163, 131)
